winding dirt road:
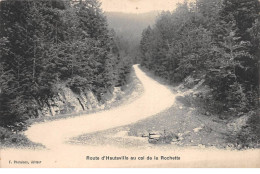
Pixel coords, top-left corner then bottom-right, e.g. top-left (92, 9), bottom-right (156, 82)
top-left (25, 64), bottom-right (176, 149)
top-left (1, 65), bottom-right (259, 168)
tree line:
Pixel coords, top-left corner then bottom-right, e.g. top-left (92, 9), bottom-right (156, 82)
top-left (140, 0), bottom-right (260, 145)
top-left (0, 0), bottom-right (131, 128)
top-left (140, 0), bottom-right (259, 115)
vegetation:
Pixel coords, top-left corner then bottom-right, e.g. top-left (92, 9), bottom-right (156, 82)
top-left (106, 11), bottom-right (158, 63)
top-left (0, 0), bottom-right (259, 149)
top-left (0, 127), bottom-right (44, 149)
top-left (0, 0), bottom-right (131, 131)
top-left (139, 0), bottom-right (260, 147)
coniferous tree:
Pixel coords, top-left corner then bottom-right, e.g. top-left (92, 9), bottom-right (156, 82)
top-left (0, 0), bottom-right (131, 128)
top-left (139, 0), bottom-right (259, 114)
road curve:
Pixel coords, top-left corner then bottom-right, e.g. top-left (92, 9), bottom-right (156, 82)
top-left (2, 65), bottom-right (260, 168)
top-left (25, 64), bottom-right (176, 149)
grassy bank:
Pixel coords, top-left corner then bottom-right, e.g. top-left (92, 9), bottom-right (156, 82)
top-left (70, 67), bottom-right (259, 150)
top-left (0, 127), bottom-right (44, 149)
top-left (69, 96), bottom-right (231, 149)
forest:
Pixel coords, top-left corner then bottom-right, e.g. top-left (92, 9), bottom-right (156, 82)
top-left (106, 11), bottom-right (158, 62)
top-left (140, 0), bottom-right (260, 145)
top-left (0, 0), bottom-right (259, 149)
top-left (0, 0), bottom-right (131, 130)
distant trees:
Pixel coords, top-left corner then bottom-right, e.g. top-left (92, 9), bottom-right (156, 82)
top-left (0, 0), bottom-right (130, 127)
top-left (105, 11), bottom-right (158, 64)
top-left (140, 0), bottom-right (259, 115)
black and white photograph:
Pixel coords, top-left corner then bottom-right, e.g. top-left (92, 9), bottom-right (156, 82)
top-left (0, 0), bottom-right (259, 168)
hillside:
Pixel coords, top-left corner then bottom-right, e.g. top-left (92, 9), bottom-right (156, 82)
top-left (0, 0), bottom-right (131, 132)
top-left (105, 11), bottom-right (159, 40)
top-left (105, 11), bottom-right (159, 60)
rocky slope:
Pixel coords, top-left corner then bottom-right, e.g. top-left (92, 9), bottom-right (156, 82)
top-left (37, 84), bottom-right (125, 118)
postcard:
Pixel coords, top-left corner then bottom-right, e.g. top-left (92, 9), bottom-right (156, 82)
top-left (0, 0), bottom-right (259, 168)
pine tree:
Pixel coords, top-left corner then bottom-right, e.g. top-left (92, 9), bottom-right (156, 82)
top-left (0, 0), bottom-right (130, 128)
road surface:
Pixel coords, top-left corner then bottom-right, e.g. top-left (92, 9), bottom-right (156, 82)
top-left (1, 65), bottom-right (259, 168)
top-left (24, 64), bottom-right (176, 149)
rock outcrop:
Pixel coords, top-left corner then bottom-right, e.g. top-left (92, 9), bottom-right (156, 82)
top-left (37, 84), bottom-right (121, 117)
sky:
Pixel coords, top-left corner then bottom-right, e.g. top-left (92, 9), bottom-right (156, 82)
top-left (100, 0), bottom-right (191, 13)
